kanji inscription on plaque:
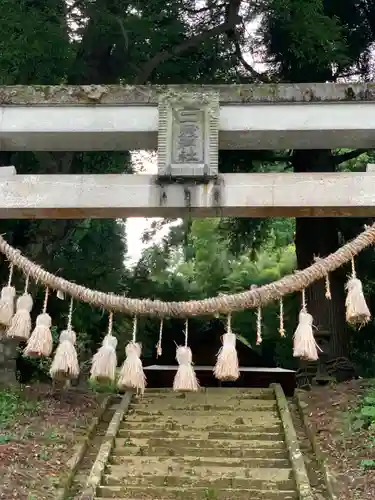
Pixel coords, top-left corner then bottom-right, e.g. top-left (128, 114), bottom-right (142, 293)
top-left (158, 91), bottom-right (219, 177)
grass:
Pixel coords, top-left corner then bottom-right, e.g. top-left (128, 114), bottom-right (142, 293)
top-left (0, 386), bottom-right (41, 429)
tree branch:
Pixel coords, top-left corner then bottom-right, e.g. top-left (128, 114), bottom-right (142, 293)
top-left (223, 1), bottom-right (269, 84)
top-left (232, 34), bottom-right (269, 83)
top-left (333, 149), bottom-right (369, 165)
top-left (181, 3), bottom-right (224, 15)
top-left (133, 0), bottom-right (243, 84)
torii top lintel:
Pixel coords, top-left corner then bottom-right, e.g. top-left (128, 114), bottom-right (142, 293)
top-left (1, 83), bottom-right (375, 151)
top-left (0, 82), bottom-right (375, 105)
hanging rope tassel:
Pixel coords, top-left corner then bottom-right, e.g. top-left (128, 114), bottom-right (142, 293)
top-left (279, 298), bottom-right (286, 338)
top-left (90, 311), bottom-right (118, 384)
top-left (314, 256), bottom-right (332, 300)
top-left (345, 257), bottom-right (371, 327)
top-left (213, 313), bottom-right (239, 381)
top-left (293, 288), bottom-right (321, 361)
top-left (7, 274), bottom-right (33, 341)
top-left (173, 319), bottom-right (200, 392)
top-left (156, 319), bottom-right (163, 358)
top-left (256, 306), bottom-right (262, 345)
top-left (250, 284), bottom-right (263, 345)
top-left (117, 316), bottom-right (146, 394)
top-left (50, 297), bottom-right (79, 381)
top-left (325, 273), bottom-right (332, 300)
top-left (24, 287), bottom-right (53, 357)
top-left (0, 263), bottom-right (16, 327)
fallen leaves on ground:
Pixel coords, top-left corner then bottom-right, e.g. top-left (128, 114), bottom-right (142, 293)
top-left (0, 383), bottom-right (100, 500)
top-left (300, 379), bottom-right (375, 500)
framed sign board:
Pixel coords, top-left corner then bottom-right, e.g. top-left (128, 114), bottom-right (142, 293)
top-left (157, 91), bottom-right (219, 179)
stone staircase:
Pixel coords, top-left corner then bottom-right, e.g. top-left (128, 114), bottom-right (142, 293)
top-left (89, 385), bottom-right (312, 500)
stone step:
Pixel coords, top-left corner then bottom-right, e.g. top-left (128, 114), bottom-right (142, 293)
top-left (136, 393), bottom-right (276, 402)
top-left (127, 408), bottom-right (280, 417)
top-left (105, 462), bottom-right (293, 479)
top-left (132, 393), bottom-right (276, 403)
top-left (102, 467), bottom-right (295, 488)
top-left (117, 428), bottom-right (283, 441)
top-left (114, 437), bottom-right (286, 450)
top-left (124, 411), bottom-right (280, 423)
top-left (120, 420), bottom-right (283, 433)
top-left (112, 445), bottom-right (288, 459)
top-left (141, 388), bottom-right (274, 395)
top-left (129, 403), bottom-right (277, 412)
top-left (108, 455), bottom-right (291, 468)
top-left (96, 485), bottom-right (297, 499)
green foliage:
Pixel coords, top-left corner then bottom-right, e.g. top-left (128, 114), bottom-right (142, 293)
top-left (351, 385), bottom-right (375, 431)
top-left (0, 0), bottom-right (71, 84)
top-left (132, 217), bottom-right (298, 368)
top-left (258, 0), bottom-right (371, 82)
top-left (360, 459), bottom-right (375, 470)
top-left (88, 378), bottom-right (118, 394)
top-left (0, 387), bottom-right (40, 429)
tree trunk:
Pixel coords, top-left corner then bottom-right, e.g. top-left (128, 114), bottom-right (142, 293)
top-left (0, 329), bottom-right (17, 385)
top-left (292, 150), bottom-right (354, 383)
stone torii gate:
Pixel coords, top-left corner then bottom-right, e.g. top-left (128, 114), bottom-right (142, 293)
top-left (0, 81), bottom-right (374, 384)
top-left (0, 82), bottom-right (375, 218)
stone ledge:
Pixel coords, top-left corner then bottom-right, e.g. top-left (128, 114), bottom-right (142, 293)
top-left (1, 82), bottom-right (375, 105)
top-left (295, 390), bottom-right (338, 500)
top-left (81, 391), bottom-right (133, 499)
top-left (56, 393), bottom-right (112, 500)
top-left (272, 383), bottom-right (314, 500)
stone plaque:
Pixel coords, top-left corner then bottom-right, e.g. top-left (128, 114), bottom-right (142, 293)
top-left (158, 91), bottom-right (219, 177)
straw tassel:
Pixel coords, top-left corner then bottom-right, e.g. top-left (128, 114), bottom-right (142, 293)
top-left (256, 306), bottom-right (262, 345)
top-left (24, 287), bottom-right (53, 357)
top-left (90, 311), bottom-right (118, 384)
top-left (250, 285), bottom-right (262, 345)
top-left (173, 319), bottom-right (200, 392)
top-left (293, 289), bottom-right (321, 361)
top-left (213, 313), bottom-right (239, 381)
top-left (7, 274), bottom-right (33, 341)
top-left (314, 256), bottom-right (331, 300)
top-left (156, 319), bottom-right (163, 358)
top-left (279, 298), bottom-right (286, 338)
top-left (117, 316), bottom-right (146, 394)
top-left (0, 263), bottom-right (16, 327)
top-left (345, 257), bottom-right (371, 327)
top-left (50, 297), bottom-right (79, 381)
top-left (325, 274), bottom-right (331, 300)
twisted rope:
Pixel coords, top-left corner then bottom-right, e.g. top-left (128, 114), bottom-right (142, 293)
top-left (0, 225), bottom-right (374, 317)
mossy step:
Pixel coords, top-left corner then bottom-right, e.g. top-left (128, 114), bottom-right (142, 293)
top-left (105, 462), bottom-right (293, 479)
top-left (120, 421), bottom-right (283, 433)
top-left (141, 388), bottom-right (274, 394)
top-left (111, 445), bottom-right (288, 459)
top-left (114, 437), bottom-right (286, 450)
top-left (139, 392), bottom-right (275, 398)
top-left (129, 401), bottom-right (277, 411)
top-left (105, 462), bottom-right (293, 478)
top-left (126, 405), bottom-right (280, 422)
top-left (96, 485), bottom-right (297, 499)
top-left (109, 455), bottom-right (291, 468)
top-left (124, 414), bottom-right (280, 427)
top-left (103, 471), bottom-right (295, 489)
top-left (134, 389), bottom-right (275, 401)
top-left (117, 429), bottom-right (283, 441)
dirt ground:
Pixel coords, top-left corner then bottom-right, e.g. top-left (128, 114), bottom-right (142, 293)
top-left (300, 379), bottom-right (375, 500)
top-left (0, 383), bottom-right (100, 500)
